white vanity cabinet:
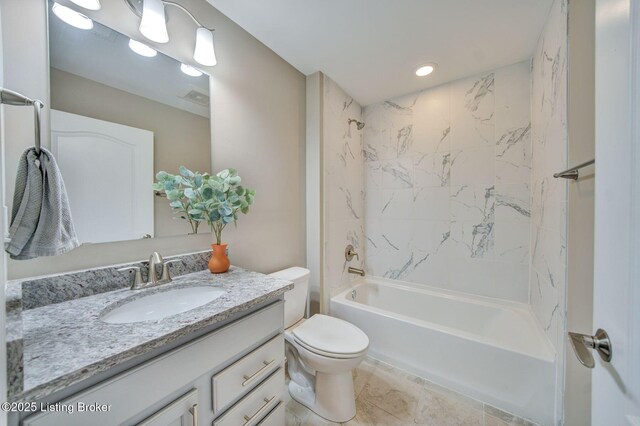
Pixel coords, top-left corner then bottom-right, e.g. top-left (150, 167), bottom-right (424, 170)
top-left (21, 301), bottom-right (286, 426)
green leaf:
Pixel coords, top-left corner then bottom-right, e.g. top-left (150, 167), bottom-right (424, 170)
top-left (179, 166), bottom-right (195, 178)
top-left (217, 169), bottom-right (230, 180)
top-left (166, 189), bottom-right (181, 201)
top-left (201, 186), bottom-right (214, 200)
top-left (184, 188), bottom-right (196, 199)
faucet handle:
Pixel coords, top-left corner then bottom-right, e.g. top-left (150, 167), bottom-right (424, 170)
top-left (117, 266), bottom-right (145, 289)
top-left (160, 259), bottom-right (182, 282)
top-left (345, 244), bottom-right (359, 261)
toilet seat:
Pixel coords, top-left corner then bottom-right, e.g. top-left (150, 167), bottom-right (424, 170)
top-left (291, 314), bottom-right (369, 359)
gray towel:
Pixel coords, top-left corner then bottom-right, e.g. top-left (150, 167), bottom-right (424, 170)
top-left (5, 147), bottom-right (79, 260)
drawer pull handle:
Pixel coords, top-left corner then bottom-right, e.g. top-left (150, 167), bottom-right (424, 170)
top-left (189, 403), bottom-right (198, 426)
top-left (243, 396), bottom-right (276, 425)
top-left (242, 359), bottom-right (275, 387)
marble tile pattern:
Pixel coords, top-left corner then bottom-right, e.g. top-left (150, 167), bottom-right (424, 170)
top-left (529, 0), bottom-right (568, 422)
top-left (285, 357), bottom-right (539, 426)
top-left (7, 266), bottom-right (292, 402)
top-left (13, 251), bottom-right (212, 310)
top-left (363, 61), bottom-right (532, 301)
top-left (322, 75), bottom-right (365, 296)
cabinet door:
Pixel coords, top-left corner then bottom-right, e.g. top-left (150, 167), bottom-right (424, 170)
top-left (137, 389), bottom-right (198, 426)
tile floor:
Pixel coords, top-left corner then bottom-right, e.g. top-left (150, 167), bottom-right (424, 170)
top-left (284, 357), bottom-right (538, 426)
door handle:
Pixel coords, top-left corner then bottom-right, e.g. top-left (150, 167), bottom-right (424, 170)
top-left (568, 328), bottom-right (612, 368)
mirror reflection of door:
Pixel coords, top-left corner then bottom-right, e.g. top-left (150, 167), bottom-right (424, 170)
top-left (51, 110), bottom-right (154, 244)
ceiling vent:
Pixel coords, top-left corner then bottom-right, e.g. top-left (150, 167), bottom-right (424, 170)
top-left (181, 89), bottom-right (210, 107)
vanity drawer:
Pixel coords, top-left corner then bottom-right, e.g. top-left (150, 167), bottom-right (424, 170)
top-left (213, 368), bottom-right (284, 426)
top-left (212, 334), bottom-right (284, 413)
top-left (257, 402), bottom-right (285, 426)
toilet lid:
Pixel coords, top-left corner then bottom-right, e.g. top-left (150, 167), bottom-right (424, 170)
top-left (292, 314), bottom-right (369, 356)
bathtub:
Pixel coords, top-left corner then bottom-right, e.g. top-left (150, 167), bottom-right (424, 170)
top-left (331, 277), bottom-right (556, 425)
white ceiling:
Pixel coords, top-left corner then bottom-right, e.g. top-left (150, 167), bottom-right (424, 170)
top-left (207, 0), bottom-right (554, 105)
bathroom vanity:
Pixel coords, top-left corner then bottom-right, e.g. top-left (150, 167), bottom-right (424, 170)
top-left (5, 255), bottom-right (293, 426)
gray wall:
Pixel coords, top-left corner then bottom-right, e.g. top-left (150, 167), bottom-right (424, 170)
top-left (2, 0), bottom-right (306, 279)
top-left (50, 68), bottom-right (211, 239)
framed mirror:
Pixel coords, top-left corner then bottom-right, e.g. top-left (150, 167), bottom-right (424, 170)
top-left (47, 0), bottom-right (211, 244)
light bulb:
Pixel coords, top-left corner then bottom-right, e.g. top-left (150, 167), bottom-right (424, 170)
top-left (415, 63), bottom-right (437, 77)
top-left (69, 0), bottom-right (101, 10)
top-left (52, 2), bottom-right (93, 30)
top-left (140, 0), bottom-right (168, 43)
top-left (128, 39), bottom-right (157, 57)
top-left (193, 28), bottom-right (217, 67)
top-left (181, 64), bottom-right (203, 77)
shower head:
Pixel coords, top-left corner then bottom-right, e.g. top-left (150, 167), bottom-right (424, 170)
top-left (348, 118), bottom-right (365, 130)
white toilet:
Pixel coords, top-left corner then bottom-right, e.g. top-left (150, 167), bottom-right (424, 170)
top-left (270, 267), bottom-right (369, 423)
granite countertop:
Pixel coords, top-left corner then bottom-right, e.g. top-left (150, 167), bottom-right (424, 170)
top-left (10, 266), bottom-right (293, 402)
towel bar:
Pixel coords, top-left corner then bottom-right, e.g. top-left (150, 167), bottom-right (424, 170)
top-left (0, 87), bottom-right (44, 155)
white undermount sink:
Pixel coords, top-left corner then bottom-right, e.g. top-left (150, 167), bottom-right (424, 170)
top-left (101, 286), bottom-right (225, 324)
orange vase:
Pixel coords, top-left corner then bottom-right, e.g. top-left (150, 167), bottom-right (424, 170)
top-left (208, 244), bottom-right (230, 274)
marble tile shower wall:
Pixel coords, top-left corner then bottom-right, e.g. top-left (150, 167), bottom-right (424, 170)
top-left (530, 0), bottom-right (568, 355)
top-left (363, 61), bottom-right (532, 301)
top-left (322, 75), bottom-right (365, 295)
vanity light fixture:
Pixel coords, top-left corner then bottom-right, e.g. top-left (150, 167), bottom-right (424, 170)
top-left (130, 0), bottom-right (217, 67)
top-left (69, 0), bottom-right (101, 10)
top-left (415, 63), bottom-right (438, 77)
top-left (180, 64), bottom-right (203, 77)
top-left (139, 0), bottom-right (169, 43)
top-left (194, 27), bottom-right (217, 67)
top-left (128, 39), bottom-right (158, 57)
top-left (52, 2), bottom-right (93, 30)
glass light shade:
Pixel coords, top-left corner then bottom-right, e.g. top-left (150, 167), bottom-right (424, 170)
top-left (140, 0), bottom-right (168, 43)
top-left (128, 39), bottom-right (157, 57)
top-left (52, 2), bottom-right (93, 30)
top-left (69, 0), bottom-right (101, 10)
top-left (193, 28), bottom-right (217, 66)
top-left (180, 64), bottom-right (203, 77)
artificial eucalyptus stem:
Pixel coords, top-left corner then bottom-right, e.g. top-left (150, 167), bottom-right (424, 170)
top-left (212, 223), bottom-right (226, 245)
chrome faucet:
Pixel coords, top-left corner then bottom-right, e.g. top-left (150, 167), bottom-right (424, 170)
top-left (118, 252), bottom-right (181, 290)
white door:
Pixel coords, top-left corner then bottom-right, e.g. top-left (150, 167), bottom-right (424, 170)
top-left (50, 110), bottom-right (154, 244)
top-left (591, 0), bottom-right (640, 424)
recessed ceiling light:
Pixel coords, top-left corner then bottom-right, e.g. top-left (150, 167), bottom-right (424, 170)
top-left (180, 64), bottom-right (203, 77)
top-left (415, 63), bottom-right (437, 77)
top-left (128, 39), bottom-right (157, 57)
top-left (52, 2), bottom-right (93, 30)
top-left (69, 0), bottom-right (101, 10)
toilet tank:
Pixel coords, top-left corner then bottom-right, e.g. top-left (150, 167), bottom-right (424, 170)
top-left (269, 267), bottom-right (310, 328)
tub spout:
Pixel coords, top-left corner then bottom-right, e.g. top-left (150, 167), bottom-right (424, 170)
top-left (348, 267), bottom-right (365, 277)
